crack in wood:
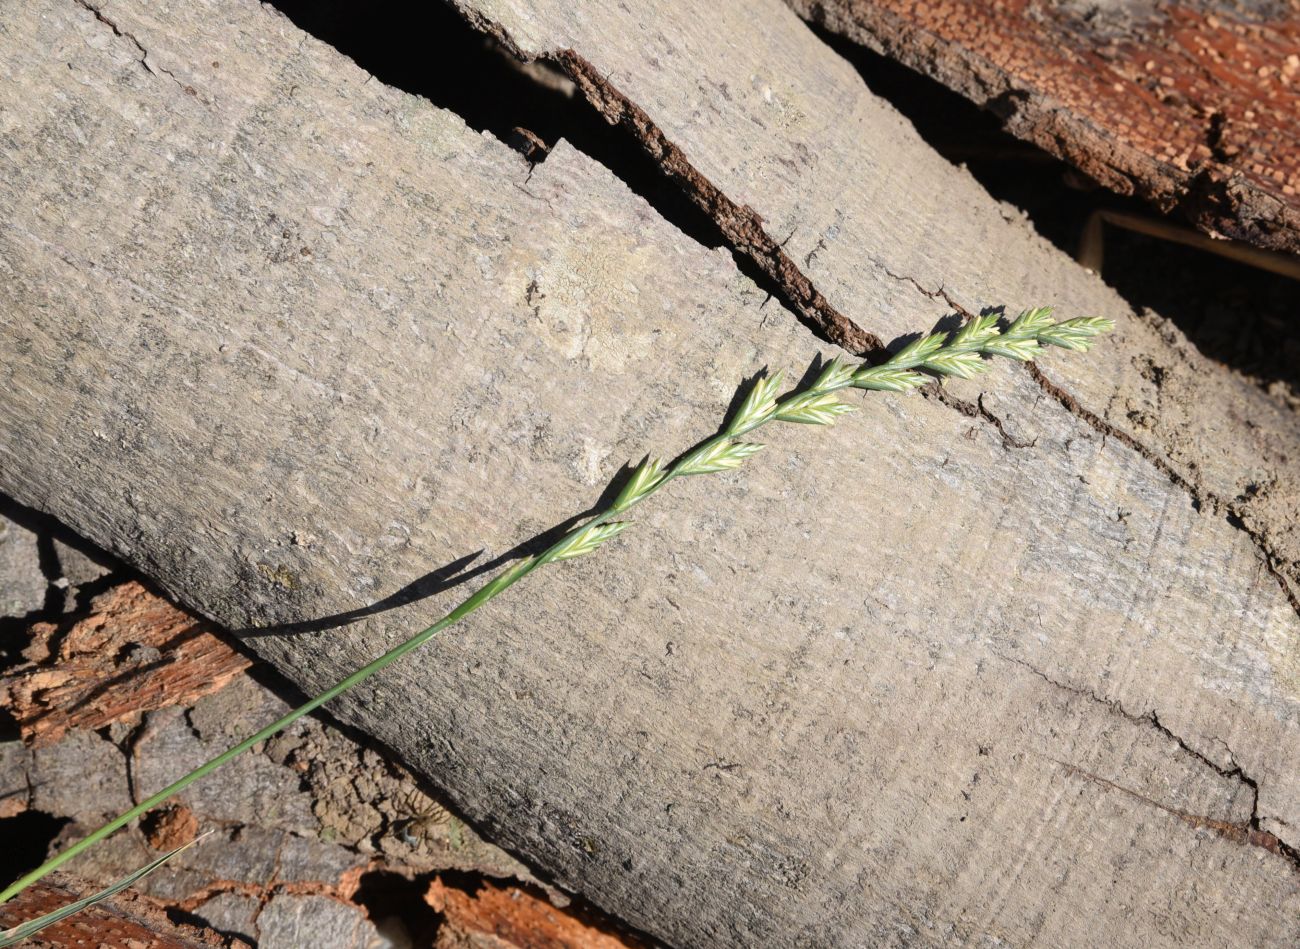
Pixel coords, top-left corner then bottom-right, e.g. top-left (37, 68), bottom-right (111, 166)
top-left (928, 388), bottom-right (1038, 450)
top-left (70, 0), bottom-right (183, 87)
top-left (1051, 758), bottom-right (1300, 869)
top-left (447, 2), bottom-right (882, 356)
top-left (1026, 361), bottom-right (1300, 618)
top-left (437, 0), bottom-right (1300, 628)
top-left (999, 651), bottom-right (1300, 868)
top-left (556, 49), bottom-right (884, 357)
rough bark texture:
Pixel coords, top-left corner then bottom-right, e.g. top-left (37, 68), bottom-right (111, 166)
top-left (1, 580), bottom-right (250, 746)
top-left (0, 875), bottom-right (243, 948)
top-left (784, 0), bottom-right (1300, 255)
top-left (1, 581), bottom-right (590, 947)
top-left (425, 877), bottom-right (641, 949)
top-left (1, 1), bottom-right (1298, 947)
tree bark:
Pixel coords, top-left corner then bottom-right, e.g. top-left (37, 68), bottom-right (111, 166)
top-left (1, 1), bottom-right (1297, 946)
top-left (782, 0), bottom-right (1300, 255)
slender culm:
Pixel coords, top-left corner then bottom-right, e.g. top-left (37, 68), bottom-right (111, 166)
top-left (0, 308), bottom-right (1113, 943)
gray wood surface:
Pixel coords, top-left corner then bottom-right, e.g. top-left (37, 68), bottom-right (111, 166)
top-left (1, 0), bottom-right (1297, 945)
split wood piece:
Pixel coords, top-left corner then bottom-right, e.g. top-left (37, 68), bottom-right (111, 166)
top-left (0, 581), bottom-right (250, 747)
top-left (450, 0), bottom-right (1300, 605)
top-left (785, 0), bottom-right (1300, 255)
top-left (1, 1), bottom-right (1298, 946)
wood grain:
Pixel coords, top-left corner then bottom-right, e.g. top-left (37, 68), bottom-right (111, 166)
top-left (452, 0), bottom-right (1300, 614)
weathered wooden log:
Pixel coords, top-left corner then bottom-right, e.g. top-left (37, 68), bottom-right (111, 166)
top-left (781, 0), bottom-right (1300, 255)
top-left (1, 1), bottom-right (1297, 946)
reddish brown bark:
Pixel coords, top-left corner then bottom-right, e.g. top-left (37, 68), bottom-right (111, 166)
top-left (790, 0), bottom-right (1300, 253)
top-left (426, 877), bottom-right (642, 949)
top-left (1, 581), bottom-right (250, 746)
top-left (0, 877), bottom-right (244, 948)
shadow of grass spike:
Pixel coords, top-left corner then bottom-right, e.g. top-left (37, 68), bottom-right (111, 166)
top-left (0, 309), bottom-right (1112, 940)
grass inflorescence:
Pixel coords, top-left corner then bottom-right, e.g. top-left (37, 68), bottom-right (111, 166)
top-left (0, 307), bottom-right (1112, 943)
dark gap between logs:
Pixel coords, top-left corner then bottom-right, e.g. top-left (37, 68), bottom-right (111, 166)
top-left (268, 0), bottom-right (725, 253)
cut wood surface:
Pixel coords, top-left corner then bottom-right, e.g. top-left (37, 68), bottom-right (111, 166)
top-left (784, 0), bottom-right (1300, 255)
top-left (0, 1), bottom-right (1298, 947)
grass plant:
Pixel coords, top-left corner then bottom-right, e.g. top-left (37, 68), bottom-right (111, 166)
top-left (0, 308), bottom-right (1112, 943)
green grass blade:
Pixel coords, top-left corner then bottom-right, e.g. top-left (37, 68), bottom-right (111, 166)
top-left (0, 305), bottom-right (1113, 925)
top-left (0, 832), bottom-right (210, 947)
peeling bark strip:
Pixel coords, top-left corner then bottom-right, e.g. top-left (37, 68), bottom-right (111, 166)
top-left (787, 0), bottom-right (1300, 254)
top-left (448, 0), bottom-right (1300, 611)
top-left (426, 876), bottom-right (642, 948)
top-left (1, 581), bottom-right (250, 747)
top-left (3, 0), bottom-right (1300, 946)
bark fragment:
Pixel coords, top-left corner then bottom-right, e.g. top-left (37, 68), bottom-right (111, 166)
top-left (0, 875), bottom-right (245, 948)
top-left (0, 576), bottom-right (620, 947)
top-left (1, 581), bottom-right (250, 747)
top-left (426, 876), bottom-right (642, 949)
